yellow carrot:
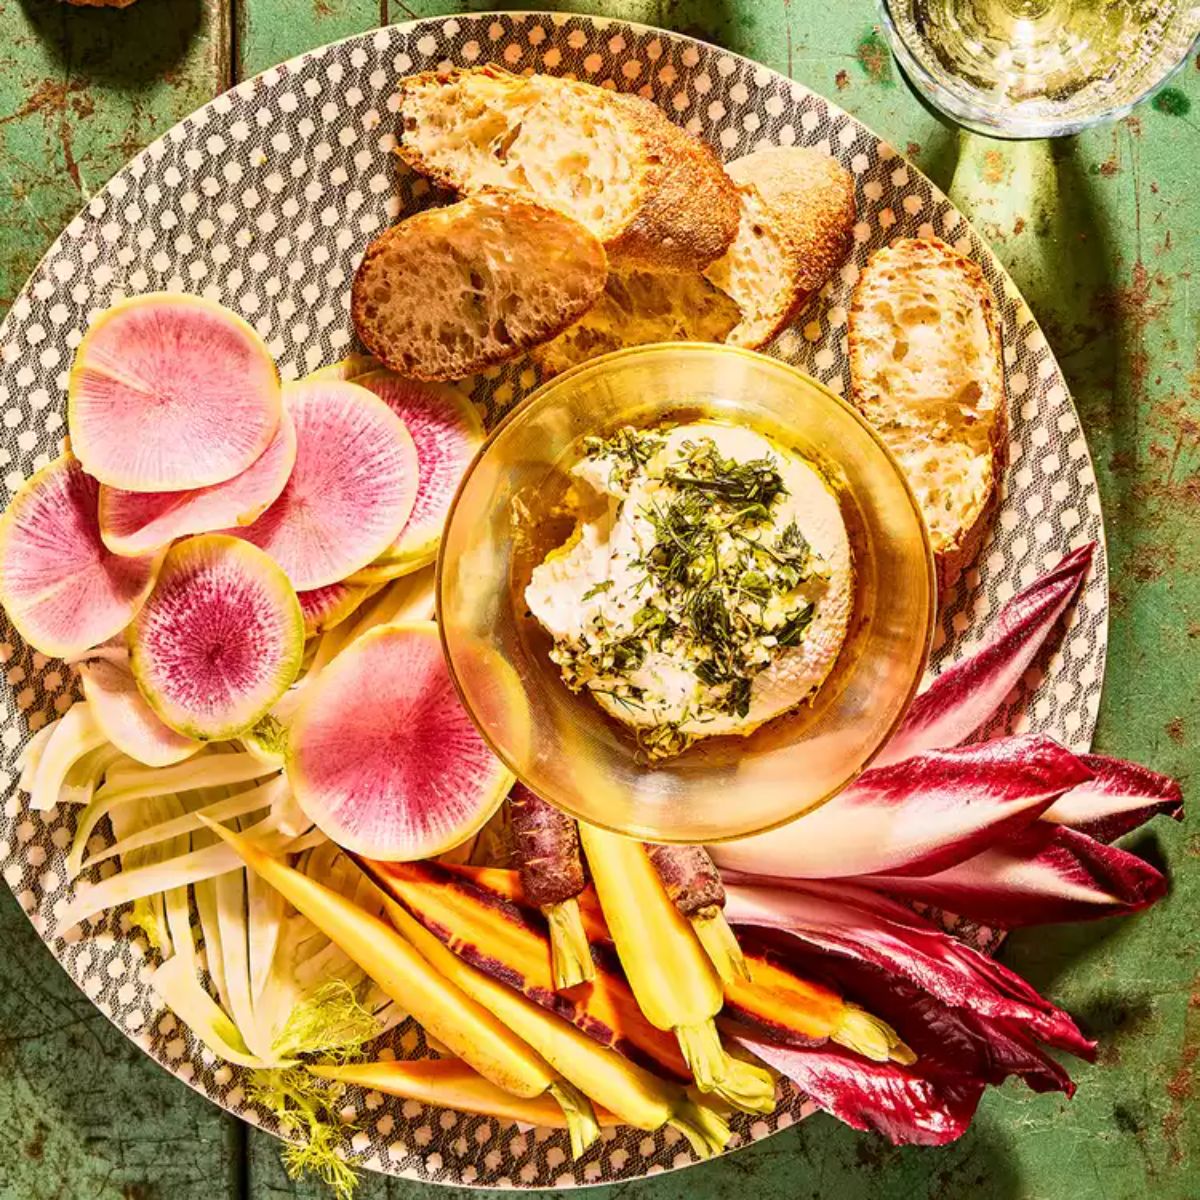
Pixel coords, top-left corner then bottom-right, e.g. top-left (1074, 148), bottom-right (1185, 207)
top-left (578, 822), bottom-right (775, 1114)
top-left (199, 818), bottom-right (599, 1154)
top-left (386, 897), bottom-right (731, 1159)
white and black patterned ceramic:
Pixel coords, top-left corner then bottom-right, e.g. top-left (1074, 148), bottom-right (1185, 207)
top-left (0, 13), bottom-right (1107, 1187)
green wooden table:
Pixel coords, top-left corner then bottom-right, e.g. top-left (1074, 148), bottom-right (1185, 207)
top-left (0, 3), bottom-right (1196, 1198)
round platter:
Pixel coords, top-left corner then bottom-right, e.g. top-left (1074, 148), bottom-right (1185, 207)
top-left (0, 12), bottom-right (1108, 1189)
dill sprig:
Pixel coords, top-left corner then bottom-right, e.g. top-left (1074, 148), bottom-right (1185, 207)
top-left (663, 439), bottom-right (788, 509)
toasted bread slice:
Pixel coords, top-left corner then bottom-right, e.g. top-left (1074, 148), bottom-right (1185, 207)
top-left (351, 193), bottom-right (607, 382)
top-left (532, 268), bottom-right (741, 377)
top-left (536, 147), bottom-right (856, 374)
top-left (848, 237), bottom-right (1006, 588)
top-left (396, 67), bottom-right (739, 273)
top-left (706, 146), bottom-right (856, 349)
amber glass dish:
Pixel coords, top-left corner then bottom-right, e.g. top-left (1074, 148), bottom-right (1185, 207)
top-left (438, 344), bottom-right (935, 843)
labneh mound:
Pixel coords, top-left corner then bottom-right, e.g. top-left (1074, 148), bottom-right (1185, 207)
top-left (526, 422), bottom-right (853, 758)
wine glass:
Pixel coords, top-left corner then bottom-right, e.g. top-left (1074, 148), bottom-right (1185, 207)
top-left (879, 0), bottom-right (1200, 138)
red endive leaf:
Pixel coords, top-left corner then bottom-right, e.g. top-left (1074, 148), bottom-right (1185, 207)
top-left (858, 824), bottom-right (1168, 927)
top-left (736, 927), bottom-right (1076, 1098)
top-left (711, 734), bottom-right (1092, 880)
top-left (875, 543), bottom-right (1095, 768)
top-left (1043, 754), bottom-right (1184, 842)
top-left (723, 879), bottom-right (1095, 1059)
top-left (730, 1034), bottom-right (986, 1146)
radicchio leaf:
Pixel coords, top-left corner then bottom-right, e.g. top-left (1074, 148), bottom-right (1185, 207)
top-left (1043, 755), bottom-right (1184, 842)
top-left (723, 879), bottom-right (1095, 1060)
top-left (731, 1034), bottom-right (986, 1146)
top-left (875, 543), bottom-right (1095, 768)
top-left (711, 735), bottom-right (1092, 880)
top-left (857, 823), bottom-right (1168, 926)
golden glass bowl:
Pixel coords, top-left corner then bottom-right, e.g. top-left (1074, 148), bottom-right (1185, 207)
top-left (437, 344), bottom-right (935, 844)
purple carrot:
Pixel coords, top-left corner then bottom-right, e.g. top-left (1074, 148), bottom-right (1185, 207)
top-left (856, 823), bottom-right (1168, 927)
top-left (646, 843), bottom-right (749, 982)
top-left (510, 783), bottom-right (585, 907)
top-left (875, 543), bottom-right (1095, 768)
top-left (645, 844), bottom-right (725, 915)
top-left (1043, 754), bottom-right (1184, 842)
top-left (508, 783), bottom-right (593, 989)
top-left (711, 734), bottom-right (1092, 880)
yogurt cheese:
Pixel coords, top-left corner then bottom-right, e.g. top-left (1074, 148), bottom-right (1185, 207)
top-left (526, 420), bottom-right (854, 758)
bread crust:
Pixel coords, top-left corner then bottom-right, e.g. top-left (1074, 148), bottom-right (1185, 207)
top-left (395, 67), bottom-right (739, 273)
top-left (351, 193), bottom-right (607, 381)
top-left (847, 236), bottom-right (1006, 591)
top-left (600, 90), bottom-right (740, 270)
top-left (709, 147), bottom-right (856, 350)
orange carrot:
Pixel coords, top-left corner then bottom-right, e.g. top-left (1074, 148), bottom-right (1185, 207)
top-left (446, 864), bottom-right (911, 1060)
top-left (356, 856), bottom-right (691, 1081)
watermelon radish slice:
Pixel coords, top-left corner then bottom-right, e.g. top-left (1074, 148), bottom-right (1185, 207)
top-left (98, 409), bottom-right (298, 557)
top-left (0, 454), bottom-right (163, 657)
top-left (68, 294), bottom-right (282, 492)
top-left (347, 371), bottom-right (484, 582)
top-left (80, 658), bottom-right (202, 767)
top-left (222, 380), bottom-right (419, 590)
top-left (128, 534), bottom-right (304, 740)
top-left (306, 353), bottom-right (380, 382)
top-left (287, 621), bottom-right (512, 860)
top-left (297, 582), bottom-right (378, 638)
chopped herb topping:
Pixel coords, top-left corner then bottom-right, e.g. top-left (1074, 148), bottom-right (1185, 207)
top-left (582, 580), bottom-right (614, 601)
top-left (583, 427), bottom-right (666, 490)
top-left (548, 427), bottom-right (830, 757)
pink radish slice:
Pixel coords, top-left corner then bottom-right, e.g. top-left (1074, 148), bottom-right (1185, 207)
top-left (98, 409), bottom-right (298, 557)
top-left (297, 582), bottom-right (372, 637)
top-left (79, 658), bottom-right (201, 767)
top-left (351, 371), bottom-right (484, 573)
top-left (223, 380), bottom-right (418, 590)
top-left (128, 534), bottom-right (304, 739)
top-left (68, 294), bottom-right (281, 491)
top-left (0, 454), bottom-right (163, 657)
top-left (287, 621), bottom-right (512, 860)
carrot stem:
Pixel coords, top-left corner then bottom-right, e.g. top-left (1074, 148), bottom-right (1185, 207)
top-left (544, 898), bottom-right (596, 989)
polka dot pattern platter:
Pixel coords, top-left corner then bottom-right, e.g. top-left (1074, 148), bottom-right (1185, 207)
top-left (0, 12), bottom-right (1107, 1190)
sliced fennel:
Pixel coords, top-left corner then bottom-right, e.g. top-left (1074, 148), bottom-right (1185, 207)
top-left (60, 816), bottom-right (307, 928)
top-left (82, 778), bottom-right (290, 869)
top-left (109, 793), bottom-right (182, 955)
top-left (150, 955), bottom-right (269, 1069)
top-left (60, 745), bottom-right (128, 809)
top-left (15, 721), bottom-right (56, 794)
top-left (193, 820), bottom-right (232, 1021)
top-left (30, 702), bottom-right (108, 812)
top-left (96, 751), bottom-right (276, 804)
top-left (248, 847), bottom-right (287, 1005)
top-left (213, 816), bottom-right (258, 1056)
top-left (68, 761), bottom-right (284, 877)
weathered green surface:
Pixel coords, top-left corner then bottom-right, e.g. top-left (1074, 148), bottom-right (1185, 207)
top-left (0, 2), bottom-right (1197, 1198)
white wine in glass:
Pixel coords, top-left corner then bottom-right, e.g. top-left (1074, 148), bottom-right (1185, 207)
top-left (880, 0), bottom-right (1200, 136)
